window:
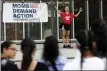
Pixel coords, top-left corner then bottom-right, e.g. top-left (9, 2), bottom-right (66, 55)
top-left (25, 22), bottom-right (41, 40)
top-left (6, 23), bottom-right (23, 40)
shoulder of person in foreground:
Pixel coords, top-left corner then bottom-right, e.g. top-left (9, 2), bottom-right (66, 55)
top-left (38, 58), bottom-right (45, 63)
top-left (93, 57), bottom-right (105, 70)
top-left (35, 62), bottom-right (49, 71)
top-left (39, 56), bottom-right (67, 63)
top-left (63, 58), bottom-right (81, 70)
top-left (74, 48), bottom-right (81, 59)
top-left (57, 56), bottom-right (68, 64)
top-left (102, 57), bottom-right (107, 70)
top-left (83, 57), bottom-right (105, 70)
top-left (1, 59), bottom-right (18, 71)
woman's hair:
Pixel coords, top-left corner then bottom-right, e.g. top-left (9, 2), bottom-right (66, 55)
top-left (42, 36), bottom-right (59, 71)
top-left (90, 19), bottom-right (107, 57)
top-left (21, 38), bottom-right (36, 71)
top-left (1, 40), bottom-right (15, 54)
top-left (63, 5), bottom-right (72, 12)
top-left (76, 30), bottom-right (98, 69)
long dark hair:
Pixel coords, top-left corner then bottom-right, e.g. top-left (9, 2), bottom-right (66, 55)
top-left (21, 38), bottom-right (35, 71)
top-left (42, 36), bottom-right (59, 71)
top-left (90, 19), bottom-right (107, 57)
top-left (76, 30), bottom-right (98, 69)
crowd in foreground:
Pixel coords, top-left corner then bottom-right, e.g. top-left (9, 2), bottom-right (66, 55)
top-left (1, 19), bottom-right (107, 71)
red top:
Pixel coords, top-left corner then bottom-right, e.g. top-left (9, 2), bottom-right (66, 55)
top-left (60, 12), bottom-right (75, 24)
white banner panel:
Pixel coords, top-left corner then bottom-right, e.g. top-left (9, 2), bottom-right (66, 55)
top-left (3, 3), bottom-right (48, 22)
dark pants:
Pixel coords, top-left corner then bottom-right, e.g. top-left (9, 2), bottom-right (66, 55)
top-left (59, 23), bottom-right (71, 30)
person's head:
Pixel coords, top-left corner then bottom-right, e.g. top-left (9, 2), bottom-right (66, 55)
top-left (76, 30), bottom-right (97, 57)
top-left (90, 19), bottom-right (106, 35)
top-left (1, 41), bottom-right (16, 58)
top-left (21, 38), bottom-right (36, 70)
top-left (43, 36), bottom-right (59, 71)
top-left (90, 19), bottom-right (107, 57)
top-left (76, 30), bottom-right (98, 69)
top-left (64, 6), bottom-right (69, 12)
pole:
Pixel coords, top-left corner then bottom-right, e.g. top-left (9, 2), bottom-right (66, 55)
top-left (85, 0), bottom-right (89, 30)
top-left (0, 0), bottom-right (3, 41)
top-left (71, 0), bottom-right (75, 39)
top-left (99, 0), bottom-right (103, 19)
top-left (56, 0), bottom-right (59, 39)
top-left (40, 0), bottom-right (43, 40)
top-left (23, 22), bottom-right (25, 39)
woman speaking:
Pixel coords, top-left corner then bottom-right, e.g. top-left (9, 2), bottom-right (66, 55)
top-left (55, 6), bottom-right (82, 48)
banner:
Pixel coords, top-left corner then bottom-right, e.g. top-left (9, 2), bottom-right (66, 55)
top-left (3, 3), bottom-right (48, 22)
